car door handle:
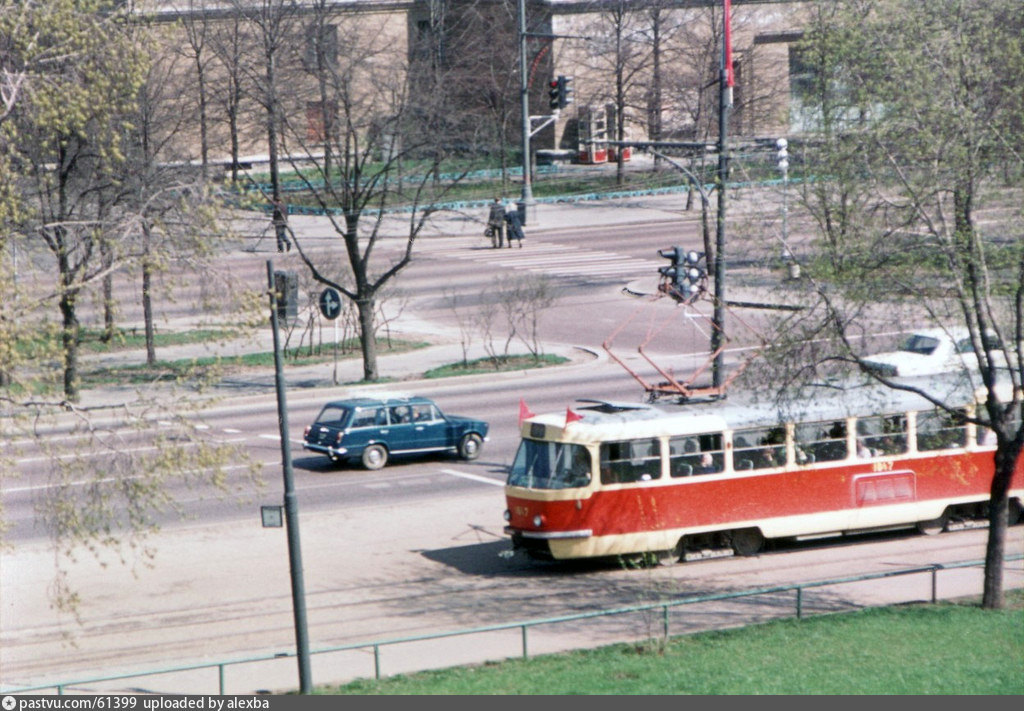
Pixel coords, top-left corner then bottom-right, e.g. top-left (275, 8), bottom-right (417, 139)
top-left (415, 426), bottom-right (425, 431)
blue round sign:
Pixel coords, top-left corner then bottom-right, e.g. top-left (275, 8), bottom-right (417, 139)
top-left (318, 287), bottom-right (342, 320)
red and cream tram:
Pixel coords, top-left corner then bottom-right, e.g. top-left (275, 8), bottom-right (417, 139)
top-left (503, 382), bottom-right (1023, 562)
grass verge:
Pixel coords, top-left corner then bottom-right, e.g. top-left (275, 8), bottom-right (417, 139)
top-left (317, 592), bottom-right (1024, 695)
top-left (423, 354), bottom-right (569, 379)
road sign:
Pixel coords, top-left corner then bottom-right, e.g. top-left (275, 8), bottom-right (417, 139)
top-left (318, 287), bottom-right (342, 320)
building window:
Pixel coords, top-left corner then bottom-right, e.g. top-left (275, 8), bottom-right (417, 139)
top-left (306, 101), bottom-right (337, 143)
top-left (303, 23), bottom-right (338, 71)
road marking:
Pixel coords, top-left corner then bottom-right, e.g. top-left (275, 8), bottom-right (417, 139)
top-left (440, 468), bottom-right (504, 487)
top-left (2, 464), bottom-right (257, 494)
top-left (430, 239), bottom-right (662, 280)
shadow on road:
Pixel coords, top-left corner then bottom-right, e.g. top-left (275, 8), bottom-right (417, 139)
top-left (419, 538), bottom-right (633, 578)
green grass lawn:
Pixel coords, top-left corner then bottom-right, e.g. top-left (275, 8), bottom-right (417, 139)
top-left (317, 594), bottom-right (1024, 695)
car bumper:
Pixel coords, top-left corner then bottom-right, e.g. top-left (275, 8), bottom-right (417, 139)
top-left (303, 442), bottom-right (349, 457)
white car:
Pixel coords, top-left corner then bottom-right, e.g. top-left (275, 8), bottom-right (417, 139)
top-left (862, 327), bottom-right (1004, 377)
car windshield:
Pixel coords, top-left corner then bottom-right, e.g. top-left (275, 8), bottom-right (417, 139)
top-left (899, 334), bottom-right (940, 355)
top-left (507, 439), bottom-right (591, 490)
top-left (315, 404), bottom-right (350, 426)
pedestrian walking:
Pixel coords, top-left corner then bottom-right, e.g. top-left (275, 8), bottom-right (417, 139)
top-left (272, 198), bottom-right (292, 252)
top-left (504, 204), bottom-right (525, 248)
top-left (486, 197), bottom-right (506, 248)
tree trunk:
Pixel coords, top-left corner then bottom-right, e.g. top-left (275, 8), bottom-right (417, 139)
top-left (142, 268), bottom-right (155, 366)
top-left (982, 445), bottom-right (1017, 609)
top-left (357, 297), bottom-right (378, 381)
top-left (59, 289), bottom-right (80, 403)
top-left (102, 271), bottom-right (115, 343)
top-left (100, 231), bottom-right (115, 344)
top-left (142, 222), bottom-right (156, 365)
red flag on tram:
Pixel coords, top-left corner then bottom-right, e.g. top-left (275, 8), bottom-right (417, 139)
top-left (565, 407), bottom-right (583, 426)
top-left (518, 398), bottom-right (535, 427)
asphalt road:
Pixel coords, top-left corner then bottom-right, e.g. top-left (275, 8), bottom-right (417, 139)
top-left (3, 201), bottom-right (1022, 694)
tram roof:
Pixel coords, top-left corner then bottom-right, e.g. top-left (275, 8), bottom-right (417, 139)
top-left (526, 373), bottom-right (1005, 440)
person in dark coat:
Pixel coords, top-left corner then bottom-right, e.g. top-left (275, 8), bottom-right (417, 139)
top-left (272, 198), bottom-right (291, 252)
top-left (504, 205), bottom-right (525, 248)
top-left (486, 198), bottom-right (506, 248)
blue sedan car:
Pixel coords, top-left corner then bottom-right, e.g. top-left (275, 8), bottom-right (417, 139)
top-left (302, 394), bottom-right (490, 470)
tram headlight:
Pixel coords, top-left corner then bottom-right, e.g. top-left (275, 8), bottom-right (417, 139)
top-left (503, 509), bottom-right (511, 522)
top-left (532, 514), bottom-right (544, 528)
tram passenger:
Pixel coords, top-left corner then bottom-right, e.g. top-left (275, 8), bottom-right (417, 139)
top-left (696, 453), bottom-right (718, 474)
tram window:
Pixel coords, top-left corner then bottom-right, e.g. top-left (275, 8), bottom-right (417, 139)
top-left (733, 426), bottom-right (785, 470)
top-left (977, 409), bottom-right (1020, 446)
top-left (917, 409), bottom-right (967, 451)
top-left (795, 420), bottom-right (847, 463)
top-left (668, 434), bottom-right (723, 477)
top-left (855, 414), bottom-right (907, 457)
top-left (600, 438), bottom-right (662, 484)
top-left (508, 440), bottom-right (591, 490)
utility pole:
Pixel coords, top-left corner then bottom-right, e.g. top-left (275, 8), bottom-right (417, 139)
top-left (518, 0), bottom-right (534, 223)
top-left (711, 0), bottom-right (733, 392)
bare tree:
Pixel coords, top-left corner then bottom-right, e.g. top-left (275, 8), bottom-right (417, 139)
top-left (234, 0), bottom-right (301, 253)
top-left (579, 0), bottom-right (652, 185)
top-left (274, 7), bottom-right (479, 382)
top-left (765, 0), bottom-right (1023, 609)
top-left (0, 2), bottom-right (262, 618)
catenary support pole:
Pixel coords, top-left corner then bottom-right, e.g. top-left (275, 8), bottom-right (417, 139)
top-left (711, 3), bottom-right (732, 391)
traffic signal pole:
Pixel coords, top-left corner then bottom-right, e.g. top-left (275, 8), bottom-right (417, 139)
top-left (266, 261), bottom-right (313, 694)
top-left (518, 0), bottom-right (534, 223)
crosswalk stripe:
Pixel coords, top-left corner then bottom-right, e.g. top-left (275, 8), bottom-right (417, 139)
top-left (428, 239), bottom-right (661, 279)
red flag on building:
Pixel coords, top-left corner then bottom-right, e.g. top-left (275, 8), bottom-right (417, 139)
top-left (565, 407), bottom-right (583, 426)
top-left (518, 398), bottom-right (535, 427)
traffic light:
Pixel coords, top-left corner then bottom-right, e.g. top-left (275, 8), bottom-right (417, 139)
top-left (273, 270), bottom-right (299, 325)
top-left (548, 75), bottom-right (574, 110)
top-left (658, 247), bottom-right (684, 288)
top-left (548, 78), bottom-right (561, 110)
top-left (776, 137), bottom-right (789, 173)
top-left (558, 75), bottom-right (573, 108)
top-left (657, 247), bottom-right (706, 303)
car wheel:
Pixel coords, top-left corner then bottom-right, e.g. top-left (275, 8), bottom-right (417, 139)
top-left (458, 433), bottom-right (483, 460)
top-left (361, 444), bottom-right (388, 470)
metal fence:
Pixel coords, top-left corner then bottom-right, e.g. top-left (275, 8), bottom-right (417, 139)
top-left (4, 555), bottom-right (1021, 695)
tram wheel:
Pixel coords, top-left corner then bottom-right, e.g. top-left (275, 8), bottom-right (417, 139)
top-left (730, 528), bottom-right (764, 556)
top-left (915, 512), bottom-right (948, 536)
top-left (1009, 499), bottom-right (1023, 527)
top-left (653, 548), bottom-right (681, 567)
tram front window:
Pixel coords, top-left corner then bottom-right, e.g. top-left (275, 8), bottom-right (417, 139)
top-left (508, 440), bottom-right (591, 490)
